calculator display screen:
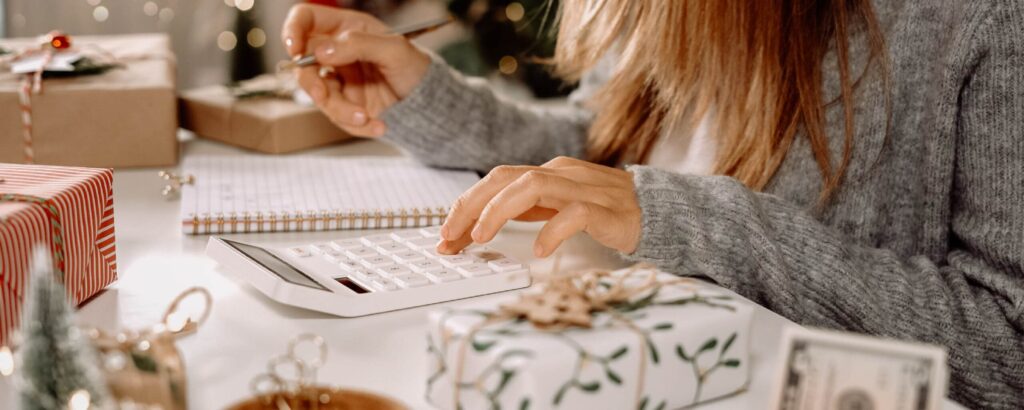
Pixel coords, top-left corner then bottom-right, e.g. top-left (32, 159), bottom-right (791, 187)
top-left (222, 239), bottom-right (330, 292)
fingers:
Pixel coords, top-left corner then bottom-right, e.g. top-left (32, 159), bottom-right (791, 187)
top-left (319, 76), bottom-right (386, 137)
top-left (294, 55), bottom-right (383, 136)
top-left (436, 229), bottom-right (474, 255)
top-left (441, 165), bottom-right (532, 242)
top-left (533, 202), bottom-right (603, 258)
top-left (472, 172), bottom-right (606, 244)
top-left (281, 4), bottom-right (384, 56)
top-left (313, 30), bottom-right (414, 72)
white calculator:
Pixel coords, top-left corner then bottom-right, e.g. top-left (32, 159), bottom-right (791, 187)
top-left (206, 227), bottom-right (531, 316)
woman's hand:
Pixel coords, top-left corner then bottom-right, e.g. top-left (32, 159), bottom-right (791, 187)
top-left (281, 4), bottom-right (431, 137)
top-left (437, 157), bottom-right (643, 258)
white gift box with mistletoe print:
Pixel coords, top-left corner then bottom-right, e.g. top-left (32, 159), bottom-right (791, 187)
top-left (425, 268), bottom-right (754, 410)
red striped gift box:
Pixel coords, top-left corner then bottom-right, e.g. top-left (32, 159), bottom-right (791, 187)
top-left (0, 163), bottom-right (116, 345)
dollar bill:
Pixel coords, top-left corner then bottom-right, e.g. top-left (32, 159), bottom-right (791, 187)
top-left (772, 326), bottom-right (948, 410)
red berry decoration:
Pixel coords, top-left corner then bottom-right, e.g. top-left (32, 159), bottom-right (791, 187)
top-left (45, 31), bottom-right (71, 50)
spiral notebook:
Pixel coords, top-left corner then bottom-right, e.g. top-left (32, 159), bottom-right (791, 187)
top-left (179, 155), bottom-right (480, 235)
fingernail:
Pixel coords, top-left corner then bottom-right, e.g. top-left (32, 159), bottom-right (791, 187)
top-left (352, 111), bottom-right (367, 125)
top-left (317, 44), bottom-right (335, 56)
top-left (372, 122), bottom-right (386, 136)
top-left (471, 226), bottom-right (483, 242)
top-left (534, 243), bottom-right (544, 257)
top-left (440, 224), bottom-right (450, 240)
top-left (285, 37), bottom-right (294, 49)
top-left (435, 239), bottom-right (447, 252)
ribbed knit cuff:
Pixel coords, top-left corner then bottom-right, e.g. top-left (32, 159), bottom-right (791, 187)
top-left (380, 54), bottom-right (463, 154)
top-left (620, 165), bottom-right (751, 288)
top-left (621, 165), bottom-right (695, 265)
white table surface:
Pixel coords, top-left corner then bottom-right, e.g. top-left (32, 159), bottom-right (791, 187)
top-left (0, 137), bottom-right (965, 410)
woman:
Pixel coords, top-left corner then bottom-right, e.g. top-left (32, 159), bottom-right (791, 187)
top-left (281, 1), bottom-right (1023, 408)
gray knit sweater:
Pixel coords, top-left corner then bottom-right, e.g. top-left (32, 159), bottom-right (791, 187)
top-left (381, 1), bottom-right (1023, 408)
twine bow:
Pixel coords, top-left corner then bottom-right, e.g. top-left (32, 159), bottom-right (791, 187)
top-left (1, 30), bottom-right (158, 164)
top-left (450, 262), bottom-right (691, 409)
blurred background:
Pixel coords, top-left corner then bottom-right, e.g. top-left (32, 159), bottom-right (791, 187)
top-left (1, 0), bottom-right (573, 99)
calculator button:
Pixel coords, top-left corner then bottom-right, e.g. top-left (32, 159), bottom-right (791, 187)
top-left (352, 269), bottom-right (382, 281)
top-left (323, 253), bottom-right (345, 263)
top-left (376, 242), bottom-right (407, 254)
top-left (361, 234), bottom-right (394, 246)
top-left (309, 243), bottom-right (341, 256)
top-left (458, 263), bottom-right (496, 277)
top-left (361, 255), bottom-right (395, 268)
top-left (392, 250), bottom-right (425, 263)
top-left (287, 247), bottom-right (311, 257)
top-left (424, 269), bottom-right (464, 282)
top-left (393, 273), bottom-right (431, 288)
top-left (420, 247), bottom-right (443, 258)
top-left (390, 230), bottom-right (424, 241)
top-left (377, 264), bottom-right (412, 278)
top-left (410, 259), bottom-right (444, 273)
top-left (330, 239), bottom-right (363, 250)
top-left (370, 278), bottom-right (399, 291)
top-left (337, 259), bottom-right (360, 272)
top-left (406, 237), bottom-right (440, 249)
top-left (439, 254), bottom-right (475, 267)
top-left (467, 248), bottom-right (505, 262)
top-left (345, 246), bottom-right (379, 259)
top-left (420, 226), bottom-right (442, 238)
top-left (488, 258), bottom-right (524, 272)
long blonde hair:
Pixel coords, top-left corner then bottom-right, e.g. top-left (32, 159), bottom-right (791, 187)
top-left (552, 0), bottom-right (887, 201)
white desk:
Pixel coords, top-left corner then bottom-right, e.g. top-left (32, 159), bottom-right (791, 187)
top-left (0, 138), bottom-right (965, 409)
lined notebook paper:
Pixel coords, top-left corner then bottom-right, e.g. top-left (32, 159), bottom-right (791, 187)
top-left (179, 155), bottom-right (479, 234)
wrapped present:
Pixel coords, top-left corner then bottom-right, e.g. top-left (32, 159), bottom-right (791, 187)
top-left (179, 74), bottom-right (351, 154)
top-left (0, 33), bottom-right (177, 168)
top-left (426, 266), bottom-right (754, 409)
top-left (0, 163), bottom-right (117, 345)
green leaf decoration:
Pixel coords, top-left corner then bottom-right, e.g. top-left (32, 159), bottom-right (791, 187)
top-left (638, 396), bottom-right (649, 410)
top-left (698, 338), bottom-right (718, 354)
top-left (610, 346), bottom-right (629, 360)
top-left (657, 297), bottom-right (692, 306)
top-left (519, 398), bottom-right (531, 410)
top-left (675, 345), bottom-right (691, 361)
top-left (606, 369), bottom-right (622, 385)
top-left (553, 383), bottom-right (570, 405)
top-left (647, 339), bottom-right (660, 364)
top-left (495, 369), bottom-right (515, 394)
top-left (652, 323), bottom-right (673, 331)
top-left (472, 339), bottom-right (497, 352)
top-left (723, 359), bottom-right (742, 368)
top-left (579, 381), bottom-right (601, 392)
top-left (721, 333), bottom-right (737, 355)
top-left (654, 400), bottom-right (667, 410)
top-left (131, 352), bottom-right (159, 373)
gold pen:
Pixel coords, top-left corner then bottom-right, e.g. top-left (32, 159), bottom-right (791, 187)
top-left (281, 15), bottom-right (454, 70)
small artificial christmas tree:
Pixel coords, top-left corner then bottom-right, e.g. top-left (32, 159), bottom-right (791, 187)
top-left (17, 247), bottom-right (111, 410)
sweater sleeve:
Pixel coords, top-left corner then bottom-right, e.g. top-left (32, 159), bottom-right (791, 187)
top-left (624, 4), bottom-right (1024, 409)
top-left (379, 54), bottom-right (603, 171)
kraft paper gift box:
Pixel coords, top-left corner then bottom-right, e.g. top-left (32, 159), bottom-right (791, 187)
top-left (179, 82), bottom-right (351, 154)
top-left (0, 163), bottom-right (117, 345)
top-left (0, 33), bottom-right (178, 168)
top-left (426, 267), bottom-right (754, 410)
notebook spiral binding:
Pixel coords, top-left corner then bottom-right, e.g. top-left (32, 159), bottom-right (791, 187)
top-left (183, 207), bottom-right (449, 235)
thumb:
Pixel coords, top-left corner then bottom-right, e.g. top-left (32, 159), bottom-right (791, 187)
top-left (313, 30), bottom-right (412, 71)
